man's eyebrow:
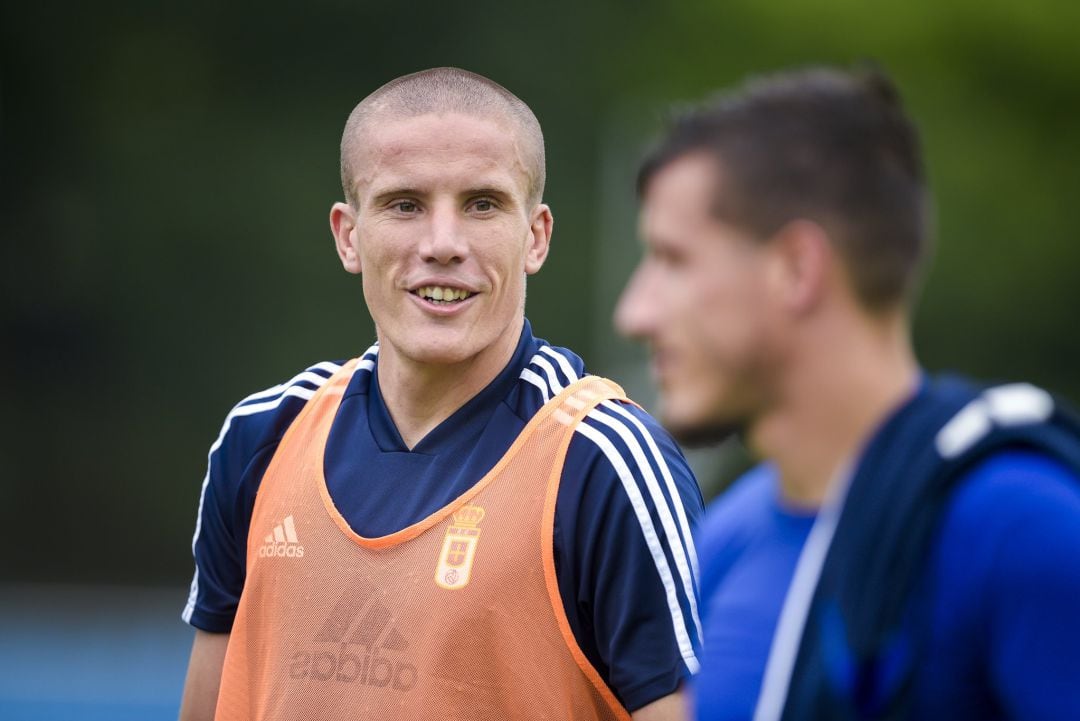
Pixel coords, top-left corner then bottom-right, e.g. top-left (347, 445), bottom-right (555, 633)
top-left (368, 187), bottom-right (425, 206)
top-left (463, 187), bottom-right (515, 204)
top-left (463, 186), bottom-right (509, 195)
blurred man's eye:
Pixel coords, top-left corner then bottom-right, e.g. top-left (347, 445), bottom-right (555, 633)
top-left (653, 247), bottom-right (685, 269)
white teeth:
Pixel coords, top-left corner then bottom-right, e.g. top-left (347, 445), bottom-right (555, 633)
top-left (416, 286), bottom-right (472, 303)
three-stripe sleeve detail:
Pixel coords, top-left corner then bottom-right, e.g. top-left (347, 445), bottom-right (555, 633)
top-left (588, 403), bottom-right (702, 640)
top-left (182, 353), bottom-right (376, 624)
top-left (597, 400), bottom-right (700, 579)
top-left (518, 345), bottom-right (702, 673)
top-left (575, 421), bottom-right (702, 674)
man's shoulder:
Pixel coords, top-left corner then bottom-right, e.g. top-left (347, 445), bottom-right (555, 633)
top-left (913, 377), bottom-right (1080, 541)
top-left (209, 360), bottom-right (351, 464)
top-left (567, 387), bottom-right (698, 502)
top-left (515, 340), bottom-right (587, 404)
top-left (705, 465), bottom-right (778, 524)
top-left (927, 449), bottom-right (1080, 677)
top-left (699, 464), bottom-right (780, 552)
top-left (516, 335), bottom-right (670, 445)
top-left (510, 333), bottom-right (700, 504)
top-left (925, 449), bottom-right (1080, 615)
top-left (575, 395), bottom-right (685, 462)
top-left (532, 353), bottom-right (704, 701)
top-left (942, 449), bottom-right (1080, 546)
top-left (514, 338), bottom-right (666, 452)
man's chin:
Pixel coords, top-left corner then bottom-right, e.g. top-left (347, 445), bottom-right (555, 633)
top-left (663, 417), bottom-right (744, 449)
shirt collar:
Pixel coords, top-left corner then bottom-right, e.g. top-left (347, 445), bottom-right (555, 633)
top-left (366, 319), bottom-right (540, 453)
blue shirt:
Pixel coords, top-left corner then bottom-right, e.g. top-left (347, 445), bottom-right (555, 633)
top-left (183, 321), bottom-right (703, 711)
top-left (693, 451), bottom-right (1080, 720)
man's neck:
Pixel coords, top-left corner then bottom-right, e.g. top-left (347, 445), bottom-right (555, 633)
top-left (751, 312), bottom-right (919, 508)
top-left (375, 321), bottom-right (523, 450)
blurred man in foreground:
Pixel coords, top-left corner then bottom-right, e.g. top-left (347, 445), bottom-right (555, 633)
top-left (616, 66), bottom-right (1080, 720)
top-left (179, 67), bottom-right (701, 721)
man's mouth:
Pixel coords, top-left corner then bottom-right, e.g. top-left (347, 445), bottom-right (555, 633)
top-left (650, 348), bottom-right (673, 378)
top-left (412, 286), bottom-right (475, 304)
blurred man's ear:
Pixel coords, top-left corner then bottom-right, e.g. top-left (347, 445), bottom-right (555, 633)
top-left (768, 219), bottom-right (832, 315)
top-left (330, 202), bottom-right (362, 275)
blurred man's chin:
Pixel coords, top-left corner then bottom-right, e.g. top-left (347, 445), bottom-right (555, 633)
top-left (663, 416), bottom-right (742, 449)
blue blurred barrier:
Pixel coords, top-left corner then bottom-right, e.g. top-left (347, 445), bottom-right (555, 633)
top-left (0, 584), bottom-right (192, 721)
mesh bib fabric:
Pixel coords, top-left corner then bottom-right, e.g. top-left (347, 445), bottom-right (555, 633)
top-left (216, 358), bottom-right (632, 720)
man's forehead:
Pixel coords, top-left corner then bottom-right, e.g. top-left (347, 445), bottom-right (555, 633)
top-left (646, 153), bottom-right (718, 204)
top-left (637, 153), bottom-right (755, 257)
top-left (641, 155), bottom-right (718, 226)
top-left (371, 109), bottom-right (513, 144)
top-left (351, 111), bottom-right (531, 194)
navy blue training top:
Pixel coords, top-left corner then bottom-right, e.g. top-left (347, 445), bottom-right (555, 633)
top-left (692, 451), bottom-right (1080, 720)
top-left (183, 320), bottom-right (704, 711)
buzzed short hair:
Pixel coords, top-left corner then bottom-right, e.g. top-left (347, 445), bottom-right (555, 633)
top-left (639, 66), bottom-right (930, 312)
top-left (340, 67), bottom-right (546, 207)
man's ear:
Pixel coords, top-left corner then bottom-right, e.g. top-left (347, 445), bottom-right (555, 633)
top-left (524, 203), bottom-right (554, 275)
top-left (330, 202), bottom-right (362, 274)
top-left (768, 219), bottom-right (832, 315)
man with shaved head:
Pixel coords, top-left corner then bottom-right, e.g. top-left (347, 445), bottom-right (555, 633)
top-left (340, 69), bottom-right (547, 208)
top-left (179, 67), bottom-right (703, 721)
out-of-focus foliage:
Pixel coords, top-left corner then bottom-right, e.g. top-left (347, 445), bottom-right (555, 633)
top-left (2, 0), bottom-right (1077, 583)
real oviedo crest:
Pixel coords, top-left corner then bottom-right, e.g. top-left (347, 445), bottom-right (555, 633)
top-left (435, 505), bottom-right (485, 590)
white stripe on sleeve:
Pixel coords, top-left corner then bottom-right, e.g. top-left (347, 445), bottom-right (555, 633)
top-left (519, 369), bottom-right (551, 402)
top-left (539, 346), bottom-right (581, 384)
top-left (237, 363), bottom-right (343, 406)
top-left (531, 355), bottom-right (568, 396)
top-left (575, 421), bottom-right (701, 674)
top-left (182, 361), bottom-right (354, 623)
top-left (586, 406), bottom-right (702, 642)
top-left (598, 400), bottom-right (700, 579)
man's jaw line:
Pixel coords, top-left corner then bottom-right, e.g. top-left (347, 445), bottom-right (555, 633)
top-left (649, 355), bottom-right (752, 448)
top-left (661, 405), bottom-right (747, 449)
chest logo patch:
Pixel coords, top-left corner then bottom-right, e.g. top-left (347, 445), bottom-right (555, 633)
top-left (435, 505), bottom-right (485, 590)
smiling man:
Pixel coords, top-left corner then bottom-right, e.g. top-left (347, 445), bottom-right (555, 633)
top-left (178, 68), bottom-right (702, 721)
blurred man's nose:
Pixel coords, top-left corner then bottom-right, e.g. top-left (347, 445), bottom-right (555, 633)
top-left (615, 264), bottom-right (659, 340)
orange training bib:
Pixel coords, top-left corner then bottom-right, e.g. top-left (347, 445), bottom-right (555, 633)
top-left (216, 359), bottom-right (632, 721)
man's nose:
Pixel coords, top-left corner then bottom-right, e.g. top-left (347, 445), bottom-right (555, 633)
top-left (614, 264), bottom-right (659, 340)
top-left (419, 205), bottom-right (467, 265)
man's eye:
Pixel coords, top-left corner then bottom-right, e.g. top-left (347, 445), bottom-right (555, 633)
top-left (473, 199), bottom-right (494, 212)
top-left (394, 200), bottom-right (418, 213)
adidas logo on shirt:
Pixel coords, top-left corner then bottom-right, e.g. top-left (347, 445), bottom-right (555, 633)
top-left (290, 586), bottom-right (418, 691)
top-left (259, 515), bottom-right (305, 558)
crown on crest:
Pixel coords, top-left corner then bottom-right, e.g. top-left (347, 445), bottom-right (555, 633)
top-left (452, 505), bottom-right (485, 527)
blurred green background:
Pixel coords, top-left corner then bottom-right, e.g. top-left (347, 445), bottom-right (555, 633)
top-left (3, 0), bottom-right (1078, 591)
